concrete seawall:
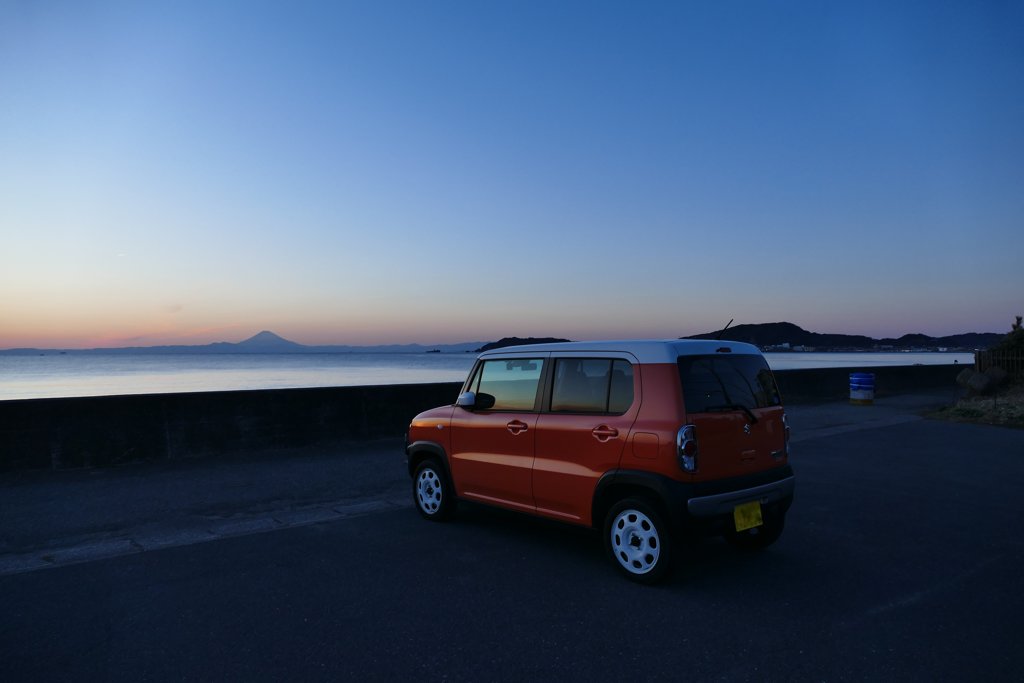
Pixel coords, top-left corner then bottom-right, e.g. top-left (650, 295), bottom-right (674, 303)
top-left (0, 364), bottom-right (961, 472)
top-left (0, 383), bottom-right (463, 472)
top-left (772, 363), bottom-right (961, 404)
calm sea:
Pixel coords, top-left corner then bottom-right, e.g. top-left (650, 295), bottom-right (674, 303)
top-left (0, 351), bottom-right (974, 401)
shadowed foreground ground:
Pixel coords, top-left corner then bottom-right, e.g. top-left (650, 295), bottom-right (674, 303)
top-left (1, 392), bottom-right (1022, 681)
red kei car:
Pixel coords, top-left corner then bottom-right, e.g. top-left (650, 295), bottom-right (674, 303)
top-left (405, 340), bottom-right (794, 583)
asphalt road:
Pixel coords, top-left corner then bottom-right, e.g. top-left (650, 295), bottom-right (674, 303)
top-left (2, 403), bottom-right (1023, 681)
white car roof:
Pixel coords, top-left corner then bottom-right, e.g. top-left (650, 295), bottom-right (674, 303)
top-left (476, 339), bottom-right (763, 364)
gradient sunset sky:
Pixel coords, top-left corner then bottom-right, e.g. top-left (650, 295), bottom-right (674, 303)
top-left (2, 1), bottom-right (1021, 349)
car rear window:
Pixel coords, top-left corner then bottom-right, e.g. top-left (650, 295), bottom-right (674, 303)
top-left (677, 354), bottom-right (781, 413)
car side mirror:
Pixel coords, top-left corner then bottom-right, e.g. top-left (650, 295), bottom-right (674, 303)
top-left (456, 391), bottom-right (476, 409)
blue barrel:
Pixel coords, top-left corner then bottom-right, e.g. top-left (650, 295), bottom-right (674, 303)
top-left (849, 372), bottom-right (875, 405)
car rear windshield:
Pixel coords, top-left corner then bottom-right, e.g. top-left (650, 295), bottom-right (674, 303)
top-left (677, 354), bottom-right (781, 414)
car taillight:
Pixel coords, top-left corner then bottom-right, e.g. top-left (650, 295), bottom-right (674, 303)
top-left (783, 413), bottom-right (791, 456)
top-left (677, 424), bottom-right (698, 472)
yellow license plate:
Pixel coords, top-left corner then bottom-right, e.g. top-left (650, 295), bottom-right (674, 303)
top-left (733, 501), bottom-right (763, 532)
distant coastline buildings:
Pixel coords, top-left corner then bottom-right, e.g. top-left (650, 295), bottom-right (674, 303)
top-left (763, 342), bottom-right (968, 353)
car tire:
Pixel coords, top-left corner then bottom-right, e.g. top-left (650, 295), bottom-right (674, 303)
top-left (604, 498), bottom-right (672, 584)
top-left (412, 458), bottom-right (455, 521)
top-left (724, 508), bottom-right (785, 550)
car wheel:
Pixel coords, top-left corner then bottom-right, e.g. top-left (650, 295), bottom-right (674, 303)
top-left (604, 498), bottom-right (671, 584)
top-left (413, 459), bottom-right (455, 521)
top-left (724, 508), bottom-right (785, 550)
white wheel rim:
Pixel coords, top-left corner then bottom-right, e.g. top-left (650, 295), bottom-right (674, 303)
top-left (610, 508), bottom-right (661, 575)
top-left (416, 468), bottom-right (444, 515)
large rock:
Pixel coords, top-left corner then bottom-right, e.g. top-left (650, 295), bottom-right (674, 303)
top-left (984, 366), bottom-right (1008, 387)
top-left (968, 372), bottom-right (993, 394)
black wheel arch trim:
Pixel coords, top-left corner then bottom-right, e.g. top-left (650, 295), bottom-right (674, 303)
top-left (406, 440), bottom-right (450, 478)
top-left (594, 469), bottom-right (676, 501)
top-left (592, 469), bottom-right (678, 527)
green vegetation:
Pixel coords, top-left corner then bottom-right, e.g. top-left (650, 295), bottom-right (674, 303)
top-left (931, 385), bottom-right (1024, 429)
top-left (931, 315), bottom-right (1024, 429)
top-left (991, 315), bottom-right (1024, 355)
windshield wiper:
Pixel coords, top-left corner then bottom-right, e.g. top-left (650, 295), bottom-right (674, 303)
top-left (704, 403), bottom-right (759, 424)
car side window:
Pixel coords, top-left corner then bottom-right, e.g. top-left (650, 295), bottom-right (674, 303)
top-left (607, 360), bottom-right (634, 413)
top-left (472, 358), bottom-right (545, 411)
top-left (551, 358), bottom-right (634, 414)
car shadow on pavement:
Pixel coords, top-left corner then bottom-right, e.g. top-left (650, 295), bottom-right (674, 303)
top-left (439, 500), bottom-right (791, 588)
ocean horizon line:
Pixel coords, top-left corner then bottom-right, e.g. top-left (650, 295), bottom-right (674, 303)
top-left (0, 350), bottom-right (974, 403)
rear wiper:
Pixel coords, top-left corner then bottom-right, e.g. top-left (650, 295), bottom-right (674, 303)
top-left (704, 403), bottom-right (759, 424)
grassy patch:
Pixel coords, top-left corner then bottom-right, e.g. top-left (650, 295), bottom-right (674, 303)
top-left (930, 384), bottom-right (1024, 429)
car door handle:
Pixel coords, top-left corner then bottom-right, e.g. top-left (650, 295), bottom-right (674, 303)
top-left (592, 425), bottom-right (619, 442)
top-left (507, 420), bottom-right (529, 435)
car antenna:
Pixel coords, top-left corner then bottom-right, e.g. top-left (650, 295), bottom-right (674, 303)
top-left (715, 318), bottom-right (734, 340)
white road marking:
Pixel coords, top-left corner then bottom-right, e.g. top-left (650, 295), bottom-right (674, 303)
top-left (0, 495), bottom-right (411, 577)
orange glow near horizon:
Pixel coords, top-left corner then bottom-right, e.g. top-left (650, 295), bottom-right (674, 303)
top-left (1, 311), bottom-right (1013, 351)
top-left (1, 3), bottom-right (1021, 354)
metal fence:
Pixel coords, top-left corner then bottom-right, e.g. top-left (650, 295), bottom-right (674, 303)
top-left (975, 351), bottom-right (1024, 382)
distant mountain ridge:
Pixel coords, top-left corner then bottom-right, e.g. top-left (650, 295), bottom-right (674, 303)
top-left (475, 337), bottom-right (572, 352)
top-left (685, 321), bottom-right (1001, 350)
top-left (1, 323), bottom-right (1003, 355)
top-left (0, 331), bottom-right (486, 355)
top-left (237, 330), bottom-right (303, 349)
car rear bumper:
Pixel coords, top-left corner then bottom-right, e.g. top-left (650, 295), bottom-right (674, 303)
top-left (662, 464), bottom-right (795, 533)
top-left (687, 476), bottom-right (796, 518)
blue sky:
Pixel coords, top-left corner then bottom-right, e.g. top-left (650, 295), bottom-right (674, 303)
top-left (1, 1), bottom-right (1022, 348)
